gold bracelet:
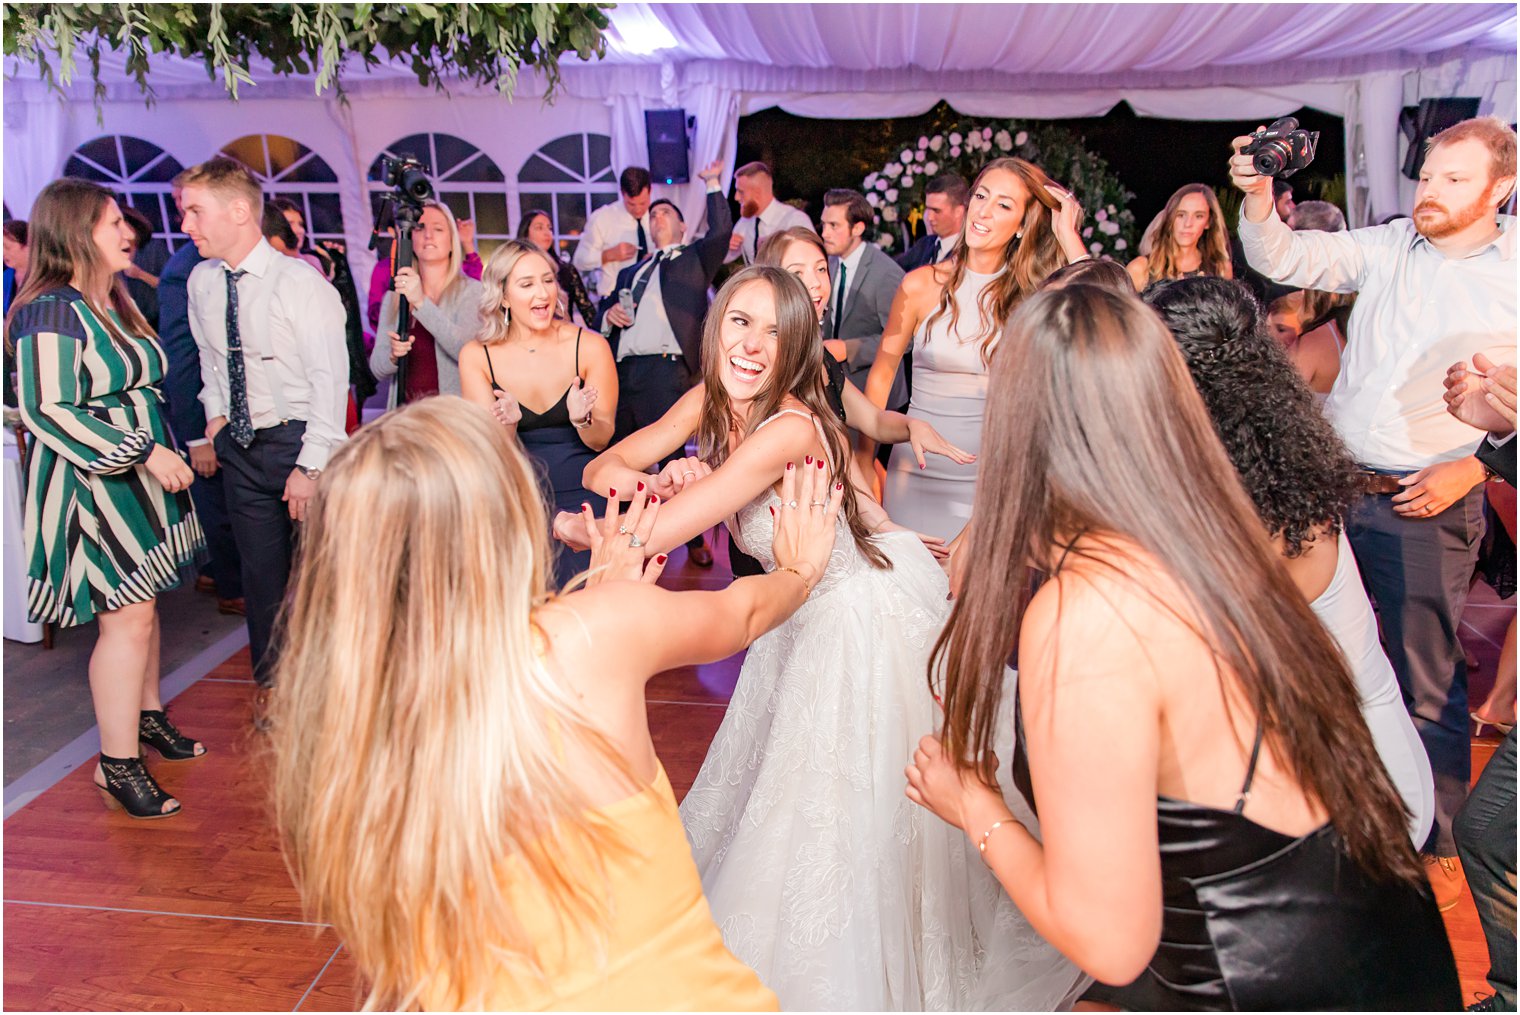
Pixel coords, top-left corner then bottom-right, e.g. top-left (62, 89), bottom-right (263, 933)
top-left (775, 565), bottom-right (813, 596)
top-left (977, 819), bottom-right (1011, 857)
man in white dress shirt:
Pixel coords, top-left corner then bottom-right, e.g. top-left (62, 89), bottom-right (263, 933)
top-left (573, 166), bottom-right (653, 298)
top-left (179, 157), bottom-right (349, 718)
top-left (1234, 116), bottom-right (1517, 907)
top-left (724, 162), bottom-right (813, 265)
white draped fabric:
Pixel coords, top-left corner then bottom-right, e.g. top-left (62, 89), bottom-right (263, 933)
top-left (3, 4), bottom-right (1513, 253)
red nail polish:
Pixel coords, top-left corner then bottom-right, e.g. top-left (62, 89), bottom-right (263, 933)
top-left (609, 487), bottom-right (616, 498)
top-left (769, 506), bottom-right (776, 516)
top-left (651, 494), bottom-right (660, 504)
top-left (581, 502), bottom-right (590, 511)
top-left (786, 462), bottom-right (794, 471)
top-left (805, 455), bottom-right (813, 465)
top-left (835, 483), bottom-right (844, 491)
top-left (655, 554), bottom-right (668, 564)
top-left (637, 481), bottom-right (645, 493)
top-left (816, 459), bottom-right (825, 470)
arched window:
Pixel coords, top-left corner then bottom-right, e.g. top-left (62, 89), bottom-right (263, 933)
top-left (62, 135), bottom-right (187, 257)
top-left (219, 134), bottom-right (346, 245)
top-left (517, 133), bottom-right (616, 259)
top-left (369, 134), bottom-right (509, 256)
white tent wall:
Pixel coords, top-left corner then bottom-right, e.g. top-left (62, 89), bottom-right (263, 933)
top-left (3, 86), bottom-right (621, 286)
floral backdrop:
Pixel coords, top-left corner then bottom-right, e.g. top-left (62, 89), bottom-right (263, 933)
top-left (861, 117), bottom-right (1138, 260)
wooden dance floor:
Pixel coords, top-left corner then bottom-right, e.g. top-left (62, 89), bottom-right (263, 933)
top-left (1, 549), bottom-right (1508, 1010)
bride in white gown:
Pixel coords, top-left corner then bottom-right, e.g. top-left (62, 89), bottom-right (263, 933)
top-left (556, 265), bottom-right (1084, 1010)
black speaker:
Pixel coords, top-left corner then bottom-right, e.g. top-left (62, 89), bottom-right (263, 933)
top-left (1399, 97), bottom-right (1482, 180)
top-left (645, 109), bottom-right (690, 185)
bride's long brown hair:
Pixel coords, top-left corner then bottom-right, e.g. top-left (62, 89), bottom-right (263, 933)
top-left (922, 157), bottom-right (1069, 364)
top-left (696, 265), bottom-right (888, 569)
top-left (934, 285), bottom-right (1420, 885)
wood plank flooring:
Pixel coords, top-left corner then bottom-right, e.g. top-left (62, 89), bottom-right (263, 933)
top-left (3, 548), bottom-right (1510, 1010)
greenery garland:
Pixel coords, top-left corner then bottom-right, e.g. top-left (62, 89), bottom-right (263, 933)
top-left (2, 2), bottom-right (613, 110)
top-left (861, 117), bottom-right (1138, 259)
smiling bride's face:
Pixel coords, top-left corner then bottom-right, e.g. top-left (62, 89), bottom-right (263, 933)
top-left (716, 280), bottom-right (780, 404)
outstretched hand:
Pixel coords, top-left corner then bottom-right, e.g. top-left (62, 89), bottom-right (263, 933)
top-left (769, 457), bottom-right (845, 589)
top-left (566, 377), bottom-right (598, 422)
top-left (584, 490), bottom-right (668, 586)
top-left (906, 418), bottom-right (976, 469)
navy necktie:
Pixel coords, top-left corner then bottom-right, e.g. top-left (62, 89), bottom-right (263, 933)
top-left (224, 268), bottom-right (255, 448)
top-left (630, 250), bottom-right (665, 307)
top-left (832, 261), bottom-right (848, 340)
top-left (636, 218), bottom-right (649, 260)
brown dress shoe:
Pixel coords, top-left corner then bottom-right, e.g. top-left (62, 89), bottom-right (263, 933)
top-left (688, 540), bottom-right (714, 568)
top-left (216, 597), bottom-right (247, 617)
top-left (194, 575), bottom-right (216, 595)
top-left (1422, 854), bottom-right (1465, 912)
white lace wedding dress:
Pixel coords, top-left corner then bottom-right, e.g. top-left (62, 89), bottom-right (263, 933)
top-left (679, 410), bottom-right (1087, 1011)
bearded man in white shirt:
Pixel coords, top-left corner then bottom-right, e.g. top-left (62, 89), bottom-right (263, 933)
top-left (724, 162), bottom-right (813, 265)
top-left (180, 157), bottom-right (349, 725)
top-left (1233, 116), bottom-right (1517, 909)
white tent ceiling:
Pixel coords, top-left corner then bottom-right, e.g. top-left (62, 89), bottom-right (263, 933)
top-left (3, 3), bottom-right (1514, 252)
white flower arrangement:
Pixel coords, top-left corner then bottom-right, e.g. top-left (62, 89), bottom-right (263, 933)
top-left (860, 117), bottom-right (1136, 258)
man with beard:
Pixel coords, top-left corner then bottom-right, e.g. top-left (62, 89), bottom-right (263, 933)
top-left (1234, 117), bottom-right (1517, 914)
top-left (724, 162), bottom-right (812, 265)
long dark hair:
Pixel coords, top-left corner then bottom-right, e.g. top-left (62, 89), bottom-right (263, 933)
top-left (4, 178), bottom-right (153, 349)
top-left (923, 157), bottom-right (1069, 364)
top-left (1145, 184), bottom-right (1231, 282)
top-left (516, 210), bottom-right (565, 264)
top-left (696, 266), bottom-right (888, 569)
top-left (1143, 277), bottom-right (1361, 557)
top-left (934, 284), bottom-right (1419, 884)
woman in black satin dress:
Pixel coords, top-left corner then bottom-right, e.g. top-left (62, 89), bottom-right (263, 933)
top-left (905, 285), bottom-right (1459, 1010)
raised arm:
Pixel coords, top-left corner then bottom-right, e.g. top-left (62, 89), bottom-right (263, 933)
top-left (582, 384), bottom-right (702, 496)
top-left (576, 412), bottom-right (823, 556)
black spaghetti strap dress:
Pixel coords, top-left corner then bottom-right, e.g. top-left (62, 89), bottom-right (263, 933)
top-left (1009, 548), bottom-right (1461, 1011)
top-left (488, 331), bottom-right (605, 589)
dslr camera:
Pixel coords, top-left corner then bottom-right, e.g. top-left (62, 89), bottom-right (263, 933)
top-left (1241, 117), bottom-right (1319, 179)
top-left (377, 154), bottom-right (434, 206)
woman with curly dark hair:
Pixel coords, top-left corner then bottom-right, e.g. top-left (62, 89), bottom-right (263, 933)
top-left (1144, 276), bottom-right (1434, 848)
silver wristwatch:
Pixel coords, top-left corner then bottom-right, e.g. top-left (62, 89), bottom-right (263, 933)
top-left (298, 466), bottom-right (323, 481)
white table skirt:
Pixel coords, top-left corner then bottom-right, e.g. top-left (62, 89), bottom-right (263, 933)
top-left (4, 427), bottom-right (43, 644)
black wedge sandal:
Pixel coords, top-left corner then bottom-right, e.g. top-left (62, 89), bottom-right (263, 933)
top-left (95, 753), bottom-right (181, 819)
top-left (139, 709), bottom-right (207, 762)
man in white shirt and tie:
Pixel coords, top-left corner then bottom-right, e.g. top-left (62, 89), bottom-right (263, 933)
top-left (179, 157), bottom-right (349, 720)
top-left (724, 162), bottom-right (813, 265)
top-left (1234, 116), bottom-right (1517, 907)
top-left (574, 166), bottom-right (653, 298)
top-left (896, 173), bottom-right (967, 272)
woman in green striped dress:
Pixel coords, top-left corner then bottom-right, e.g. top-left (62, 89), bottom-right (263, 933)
top-left (7, 179), bottom-right (208, 819)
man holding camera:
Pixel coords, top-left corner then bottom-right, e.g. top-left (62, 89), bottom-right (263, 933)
top-left (1233, 117), bottom-right (1517, 908)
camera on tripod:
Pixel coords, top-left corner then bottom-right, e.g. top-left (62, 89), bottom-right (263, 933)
top-left (1241, 117), bottom-right (1319, 179)
top-left (369, 154), bottom-right (437, 404)
top-left (378, 154), bottom-right (435, 207)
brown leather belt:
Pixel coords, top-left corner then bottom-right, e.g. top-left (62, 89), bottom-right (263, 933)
top-left (1359, 470), bottom-right (1408, 495)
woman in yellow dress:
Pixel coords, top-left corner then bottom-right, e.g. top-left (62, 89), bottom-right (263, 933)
top-left (270, 396), bottom-right (841, 1010)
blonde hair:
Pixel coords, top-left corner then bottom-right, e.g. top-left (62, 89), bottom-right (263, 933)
top-left (270, 397), bottom-right (630, 1010)
top-left (419, 200), bottom-right (465, 295)
top-left (181, 156), bottom-right (262, 217)
top-left (476, 239), bottom-right (560, 345)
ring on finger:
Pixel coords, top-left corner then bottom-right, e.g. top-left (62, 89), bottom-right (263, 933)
top-left (784, 499), bottom-right (799, 510)
top-left (618, 525), bottom-right (629, 534)
top-left (628, 534), bottom-right (644, 548)
top-left (682, 471), bottom-right (698, 479)
top-left (810, 500), bottom-right (827, 508)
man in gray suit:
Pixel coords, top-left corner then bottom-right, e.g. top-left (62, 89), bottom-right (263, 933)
top-left (820, 189), bottom-right (906, 408)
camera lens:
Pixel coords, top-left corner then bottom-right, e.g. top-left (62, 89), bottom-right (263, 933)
top-left (400, 166), bottom-right (434, 202)
top-left (1253, 141), bottom-right (1290, 178)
